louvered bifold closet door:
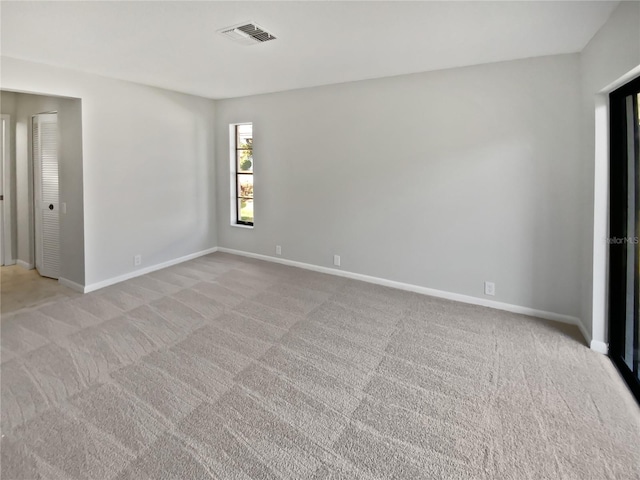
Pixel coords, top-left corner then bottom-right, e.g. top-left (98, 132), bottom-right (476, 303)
top-left (33, 113), bottom-right (60, 279)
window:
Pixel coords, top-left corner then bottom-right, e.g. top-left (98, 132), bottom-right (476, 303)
top-left (233, 123), bottom-right (253, 225)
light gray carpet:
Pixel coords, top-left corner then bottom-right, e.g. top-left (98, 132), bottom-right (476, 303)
top-left (1, 252), bottom-right (639, 479)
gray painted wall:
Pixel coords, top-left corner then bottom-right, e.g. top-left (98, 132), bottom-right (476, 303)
top-left (1, 57), bottom-right (217, 287)
top-left (216, 54), bottom-right (582, 318)
top-left (4, 7), bottom-right (633, 328)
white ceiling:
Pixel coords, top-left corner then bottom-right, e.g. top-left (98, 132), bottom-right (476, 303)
top-left (1, 1), bottom-right (619, 99)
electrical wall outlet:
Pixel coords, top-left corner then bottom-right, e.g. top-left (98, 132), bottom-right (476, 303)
top-left (134, 255), bottom-right (142, 267)
top-left (276, 245), bottom-right (282, 255)
top-left (484, 281), bottom-right (495, 296)
top-left (333, 255), bottom-right (341, 267)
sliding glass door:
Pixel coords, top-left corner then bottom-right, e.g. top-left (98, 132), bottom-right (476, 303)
top-left (610, 76), bottom-right (640, 402)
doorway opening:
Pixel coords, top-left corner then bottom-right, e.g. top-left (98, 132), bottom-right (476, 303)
top-left (0, 90), bottom-right (84, 314)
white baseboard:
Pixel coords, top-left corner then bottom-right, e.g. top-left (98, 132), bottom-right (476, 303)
top-left (217, 247), bottom-right (590, 339)
top-left (83, 247), bottom-right (219, 293)
top-left (58, 277), bottom-right (85, 293)
top-left (16, 260), bottom-right (34, 270)
top-left (76, 245), bottom-right (602, 353)
top-left (590, 340), bottom-right (609, 355)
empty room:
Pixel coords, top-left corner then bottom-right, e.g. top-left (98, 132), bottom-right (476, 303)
top-left (1, 1), bottom-right (639, 479)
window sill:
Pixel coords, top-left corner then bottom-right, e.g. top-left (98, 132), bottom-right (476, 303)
top-left (231, 223), bottom-right (254, 229)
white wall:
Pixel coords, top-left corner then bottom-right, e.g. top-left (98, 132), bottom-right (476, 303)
top-left (216, 54), bottom-right (583, 318)
top-left (579, 1), bottom-right (640, 348)
top-left (1, 57), bottom-right (217, 287)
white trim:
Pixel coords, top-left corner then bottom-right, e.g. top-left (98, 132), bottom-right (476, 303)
top-left (229, 122), bottom-right (253, 227)
top-left (600, 66), bottom-right (640, 95)
top-left (592, 93), bottom-right (610, 350)
top-left (590, 340), bottom-right (609, 355)
top-left (229, 124), bottom-right (235, 225)
top-left (83, 247), bottom-right (219, 293)
top-left (1, 114), bottom-right (14, 265)
top-left (16, 259), bottom-right (34, 270)
top-left (217, 247), bottom-right (587, 337)
top-left (58, 277), bottom-right (84, 293)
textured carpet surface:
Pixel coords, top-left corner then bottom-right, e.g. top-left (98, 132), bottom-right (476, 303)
top-left (1, 252), bottom-right (639, 479)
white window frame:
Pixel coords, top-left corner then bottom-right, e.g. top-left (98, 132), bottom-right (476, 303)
top-left (229, 123), bottom-right (254, 228)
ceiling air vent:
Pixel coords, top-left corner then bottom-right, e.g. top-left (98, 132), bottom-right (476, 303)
top-left (219, 22), bottom-right (277, 46)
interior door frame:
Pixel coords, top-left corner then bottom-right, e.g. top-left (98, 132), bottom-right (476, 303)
top-left (609, 75), bottom-right (640, 402)
top-left (1, 114), bottom-right (14, 266)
